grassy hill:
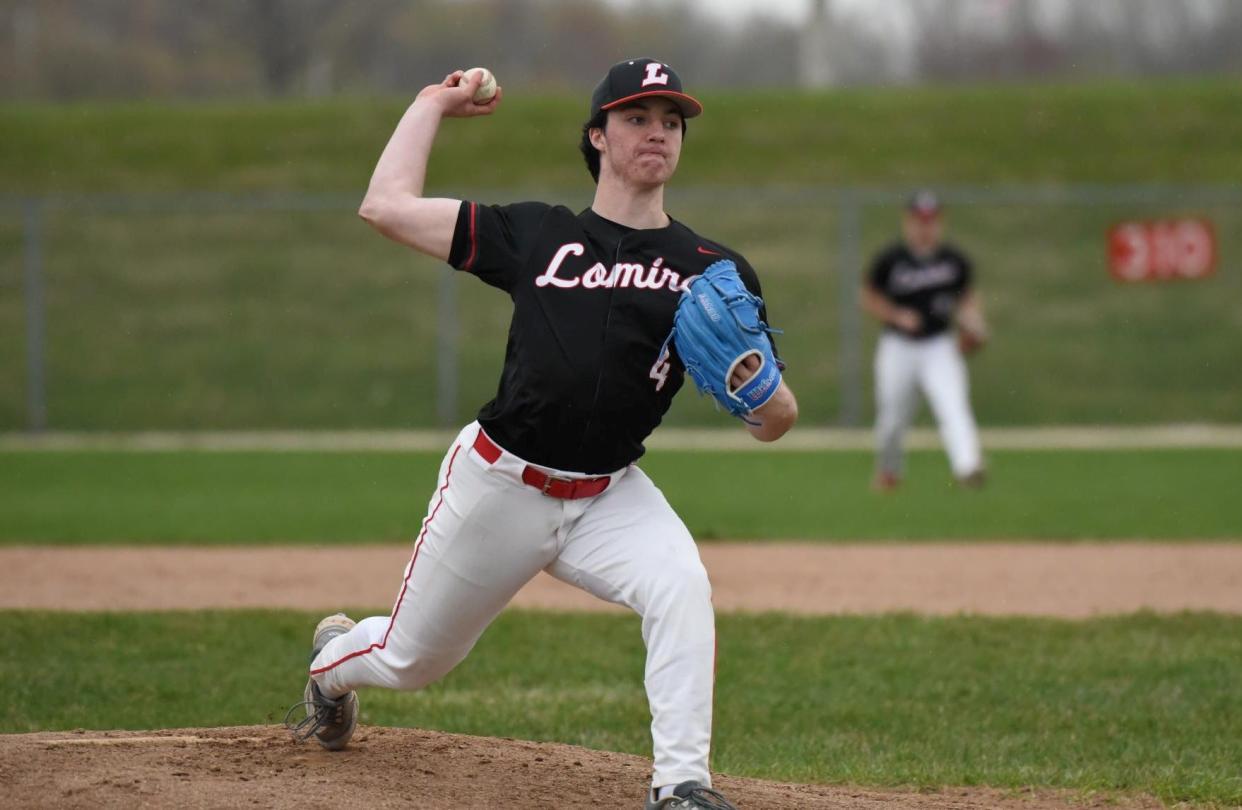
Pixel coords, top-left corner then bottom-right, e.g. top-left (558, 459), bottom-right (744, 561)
top-left (3, 78), bottom-right (1241, 192)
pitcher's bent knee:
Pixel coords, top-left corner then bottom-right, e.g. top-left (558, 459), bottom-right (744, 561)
top-left (644, 557), bottom-right (713, 612)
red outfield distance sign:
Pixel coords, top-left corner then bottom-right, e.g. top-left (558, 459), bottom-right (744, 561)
top-left (1107, 218), bottom-right (1217, 282)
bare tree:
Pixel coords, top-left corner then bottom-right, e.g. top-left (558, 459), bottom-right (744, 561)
top-left (245, 0), bottom-right (313, 96)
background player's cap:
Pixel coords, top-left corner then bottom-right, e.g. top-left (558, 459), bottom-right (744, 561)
top-left (590, 58), bottom-right (703, 119)
top-left (907, 189), bottom-right (942, 219)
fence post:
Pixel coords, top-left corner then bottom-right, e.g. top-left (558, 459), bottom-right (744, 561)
top-left (23, 198), bottom-right (47, 433)
top-left (837, 190), bottom-right (863, 427)
top-left (436, 266), bottom-right (458, 427)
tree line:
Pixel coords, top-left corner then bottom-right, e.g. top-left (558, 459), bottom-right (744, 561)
top-left (3, 0), bottom-right (1239, 100)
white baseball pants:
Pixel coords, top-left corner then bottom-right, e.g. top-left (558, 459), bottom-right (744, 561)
top-left (309, 421), bottom-right (717, 789)
top-left (875, 332), bottom-right (982, 478)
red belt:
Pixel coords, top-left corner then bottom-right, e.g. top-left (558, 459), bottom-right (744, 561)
top-left (472, 430), bottom-right (611, 500)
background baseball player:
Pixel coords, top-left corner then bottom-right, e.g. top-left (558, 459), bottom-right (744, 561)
top-left (286, 58), bottom-right (797, 810)
top-left (861, 190), bottom-right (987, 490)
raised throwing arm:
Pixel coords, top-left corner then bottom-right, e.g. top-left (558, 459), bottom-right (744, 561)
top-left (357, 70), bottom-right (502, 261)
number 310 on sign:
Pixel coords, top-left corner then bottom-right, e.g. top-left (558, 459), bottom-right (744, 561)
top-left (1107, 217), bottom-right (1216, 283)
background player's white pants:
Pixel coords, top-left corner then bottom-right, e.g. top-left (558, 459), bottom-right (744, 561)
top-left (875, 332), bottom-right (982, 478)
top-left (310, 422), bottom-right (717, 790)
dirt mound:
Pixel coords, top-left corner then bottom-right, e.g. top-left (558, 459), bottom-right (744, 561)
top-left (0, 725), bottom-right (1160, 810)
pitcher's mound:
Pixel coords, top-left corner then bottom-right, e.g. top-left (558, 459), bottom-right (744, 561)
top-left (1, 725), bottom-right (1157, 809)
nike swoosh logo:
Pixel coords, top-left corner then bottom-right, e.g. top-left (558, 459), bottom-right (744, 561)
top-left (696, 246), bottom-right (722, 256)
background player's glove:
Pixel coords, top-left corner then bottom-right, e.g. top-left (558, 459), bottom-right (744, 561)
top-left (956, 307), bottom-right (989, 356)
top-left (660, 259), bottom-right (783, 419)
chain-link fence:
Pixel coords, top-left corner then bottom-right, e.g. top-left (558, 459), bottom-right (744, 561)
top-left (2, 185), bottom-right (1239, 432)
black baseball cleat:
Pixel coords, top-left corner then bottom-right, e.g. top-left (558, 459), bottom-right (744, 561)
top-left (283, 613), bottom-right (359, 750)
top-left (645, 781), bottom-right (738, 809)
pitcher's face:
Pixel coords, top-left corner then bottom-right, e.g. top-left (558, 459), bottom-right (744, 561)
top-left (593, 99), bottom-right (684, 188)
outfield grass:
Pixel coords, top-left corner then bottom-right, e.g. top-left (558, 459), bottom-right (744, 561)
top-left (1, 80), bottom-right (1241, 431)
top-left (2, 188), bottom-right (1236, 431)
top-left (2, 448), bottom-right (1239, 543)
top-left (3, 610), bottom-right (1239, 805)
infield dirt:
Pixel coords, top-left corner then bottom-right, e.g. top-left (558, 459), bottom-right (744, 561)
top-left (3, 542), bottom-right (1240, 616)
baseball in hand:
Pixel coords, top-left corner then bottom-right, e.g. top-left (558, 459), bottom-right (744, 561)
top-left (463, 67), bottom-right (497, 103)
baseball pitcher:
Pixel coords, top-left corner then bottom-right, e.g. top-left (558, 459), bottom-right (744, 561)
top-left (284, 58), bottom-right (798, 810)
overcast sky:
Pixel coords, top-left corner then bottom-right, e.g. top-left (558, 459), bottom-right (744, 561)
top-left (599, 0), bottom-right (1077, 29)
top-left (605, 0), bottom-right (814, 24)
top-left (687, 0), bottom-right (811, 22)
top-left (601, 0), bottom-right (921, 36)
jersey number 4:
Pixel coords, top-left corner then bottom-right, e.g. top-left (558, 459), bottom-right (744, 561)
top-left (649, 347), bottom-right (671, 391)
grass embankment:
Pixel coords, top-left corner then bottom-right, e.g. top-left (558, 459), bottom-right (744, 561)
top-left (1, 79), bottom-right (1239, 429)
top-left (2, 448), bottom-right (1239, 543)
top-left (4, 79), bottom-right (1241, 190)
top-left (3, 609), bottom-right (1239, 805)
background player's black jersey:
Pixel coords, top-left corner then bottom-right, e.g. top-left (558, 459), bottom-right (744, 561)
top-left (866, 241), bottom-right (973, 339)
top-left (447, 201), bottom-right (769, 474)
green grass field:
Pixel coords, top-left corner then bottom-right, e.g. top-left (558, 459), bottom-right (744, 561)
top-left (2, 79), bottom-right (1241, 430)
top-left (2, 447), bottom-right (1239, 543)
top-left (4, 610), bottom-right (1239, 805)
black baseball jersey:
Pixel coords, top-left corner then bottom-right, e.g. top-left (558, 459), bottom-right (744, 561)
top-left (866, 241), bottom-right (973, 339)
top-left (447, 201), bottom-right (769, 474)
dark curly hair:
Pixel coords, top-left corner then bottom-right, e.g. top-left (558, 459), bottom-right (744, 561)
top-left (579, 108), bottom-right (687, 184)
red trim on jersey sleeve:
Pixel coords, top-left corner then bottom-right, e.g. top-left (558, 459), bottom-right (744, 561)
top-left (309, 442), bottom-right (463, 676)
top-left (461, 202), bottom-right (479, 272)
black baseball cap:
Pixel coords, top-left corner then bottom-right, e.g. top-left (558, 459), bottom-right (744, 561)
top-left (589, 58), bottom-right (703, 120)
top-left (907, 189), bottom-right (942, 219)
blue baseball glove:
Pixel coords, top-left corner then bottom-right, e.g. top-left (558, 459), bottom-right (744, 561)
top-left (660, 259), bottom-right (783, 420)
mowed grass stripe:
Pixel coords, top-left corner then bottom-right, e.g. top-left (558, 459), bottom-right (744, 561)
top-left (2, 610), bottom-right (1239, 805)
top-left (2, 448), bottom-right (1240, 543)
